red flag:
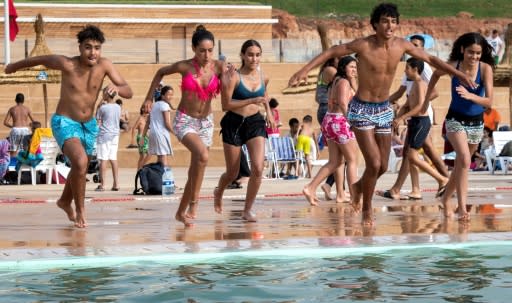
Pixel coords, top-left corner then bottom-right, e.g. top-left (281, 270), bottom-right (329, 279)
top-left (8, 0), bottom-right (18, 42)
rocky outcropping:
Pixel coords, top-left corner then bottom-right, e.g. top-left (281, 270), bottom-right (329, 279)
top-left (272, 8), bottom-right (512, 42)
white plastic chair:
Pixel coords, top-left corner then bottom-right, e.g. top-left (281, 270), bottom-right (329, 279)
top-left (309, 137), bottom-right (328, 167)
top-left (485, 131), bottom-right (512, 174)
top-left (17, 136), bottom-right (61, 185)
top-left (388, 145), bottom-right (403, 173)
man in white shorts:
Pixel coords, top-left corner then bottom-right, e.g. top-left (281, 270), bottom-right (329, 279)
top-left (95, 87), bottom-right (121, 191)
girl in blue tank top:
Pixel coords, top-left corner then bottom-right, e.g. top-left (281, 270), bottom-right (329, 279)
top-left (425, 32), bottom-right (495, 222)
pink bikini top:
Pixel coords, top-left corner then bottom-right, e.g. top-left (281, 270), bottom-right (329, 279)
top-left (181, 59), bottom-right (221, 102)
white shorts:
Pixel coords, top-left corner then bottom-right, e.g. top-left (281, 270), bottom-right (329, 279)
top-left (96, 135), bottom-right (119, 160)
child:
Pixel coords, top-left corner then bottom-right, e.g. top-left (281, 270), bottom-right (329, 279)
top-left (131, 106), bottom-right (151, 170)
top-left (296, 115), bottom-right (318, 178)
top-left (116, 99), bottom-right (130, 132)
top-left (266, 98), bottom-right (281, 138)
top-left (284, 117), bottom-right (300, 177)
top-left (141, 85), bottom-right (174, 167)
top-left (393, 57), bottom-right (448, 200)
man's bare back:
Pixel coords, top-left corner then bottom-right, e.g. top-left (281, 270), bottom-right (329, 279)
top-left (299, 123), bottom-right (314, 138)
top-left (6, 104), bottom-right (33, 128)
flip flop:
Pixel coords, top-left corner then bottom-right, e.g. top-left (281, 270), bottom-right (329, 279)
top-left (111, 187), bottom-right (120, 191)
top-left (95, 186), bottom-right (105, 192)
top-left (435, 185), bottom-right (447, 198)
top-left (376, 190), bottom-right (399, 200)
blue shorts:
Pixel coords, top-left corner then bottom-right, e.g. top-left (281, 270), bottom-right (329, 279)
top-left (51, 114), bottom-right (99, 155)
top-left (347, 97), bottom-right (393, 134)
top-left (407, 116), bottom-right (431, 149)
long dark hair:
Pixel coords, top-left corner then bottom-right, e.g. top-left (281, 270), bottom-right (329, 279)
top-left (158, 85), bottom-right (173, 101)
top-left (240, 39), bottom-right (262, 68)
top-left (335, 56), bottom-right (357, 80)
top-left (448, 32), bottom-right (495, 69)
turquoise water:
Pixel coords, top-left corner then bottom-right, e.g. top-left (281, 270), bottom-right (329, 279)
top-left (1, 243), bottom-right (511, 302)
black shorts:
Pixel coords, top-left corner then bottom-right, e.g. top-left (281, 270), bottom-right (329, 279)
top-left (220, 111), bottom-right (267, 146)
top-left (407, 116), bottom-right (431, 149)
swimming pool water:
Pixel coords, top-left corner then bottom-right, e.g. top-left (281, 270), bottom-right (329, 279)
top-left (1, 242), bottom-right (511, 302)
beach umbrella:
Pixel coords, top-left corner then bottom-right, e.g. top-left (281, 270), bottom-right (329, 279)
top-left (0, 14), bottom-right (60, 127)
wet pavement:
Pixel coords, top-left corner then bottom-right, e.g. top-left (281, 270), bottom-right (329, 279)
top-left (1, 167), bottom-right (512, 261)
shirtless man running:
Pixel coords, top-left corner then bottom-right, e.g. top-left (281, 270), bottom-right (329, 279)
top-left (288, 3), bottom-right (475, 225)
top-left (3, 93), bottom-right (34, 156)
top-left (5, 25), bottom-right (133, 228)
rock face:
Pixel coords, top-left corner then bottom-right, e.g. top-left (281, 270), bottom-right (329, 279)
top-left (272, 8), bottom-right (512, 42)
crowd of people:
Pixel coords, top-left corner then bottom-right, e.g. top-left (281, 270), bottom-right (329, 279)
top-left (2, 2), bottom-right (502, 228)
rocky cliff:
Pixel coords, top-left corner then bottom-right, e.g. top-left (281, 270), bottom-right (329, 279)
top-left (272, 9), bottom-right (512, 43)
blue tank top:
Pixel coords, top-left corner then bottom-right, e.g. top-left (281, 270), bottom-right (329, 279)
top-left (232, 71), bottom-right (265, 100)
top-left (449, 61), bottom-right (485, 116)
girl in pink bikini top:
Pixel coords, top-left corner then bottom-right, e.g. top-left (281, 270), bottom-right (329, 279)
top-left (141, 25), bottom-right (227, 228)
top-left (328, 56), bottom-right (358, 115)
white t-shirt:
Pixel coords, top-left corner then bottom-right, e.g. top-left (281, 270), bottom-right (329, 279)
top-left (148, 101), bottom-right (173, 156)
top-left (96, 103), bottom-right (121, 144)
top-left (400, 62), bottom-right (434, 123)
top-left (487, 35), bottom-right (504, 56)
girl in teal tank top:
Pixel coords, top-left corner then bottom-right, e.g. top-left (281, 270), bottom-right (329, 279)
top-left (215, 39), bottom-right (276, 223)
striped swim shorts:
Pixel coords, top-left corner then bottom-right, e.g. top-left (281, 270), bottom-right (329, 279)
top-left (347, 97), bottom-right (393, 135)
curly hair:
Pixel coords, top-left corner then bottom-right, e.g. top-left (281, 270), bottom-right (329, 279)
top-left (76, 25), bottom-right (105, 44)
top-left (370, 3), bottom-right (399, 30)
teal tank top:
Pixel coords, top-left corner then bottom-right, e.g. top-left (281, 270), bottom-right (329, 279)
top-left (232, 71), bottom-right (265, 100)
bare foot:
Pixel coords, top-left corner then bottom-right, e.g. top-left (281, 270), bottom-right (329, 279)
top-left (57, 200), bottom-right (76, 223)
top-left (362, 210), bottom-right (375, 226)
top-left (186, 201), bottom-right (198, 219)
top-left (351, 182), bottom-right (363, 212)
top-left (74, 212), bottom-right (88, 228)
top-left (176, 212), bottom-right (194, 227)
top-left (242, 211), bottom-right (257, 222)
top-left (335, 193), bottom-right (351, 204)
top-left (302, 186), bottom-right (319, 206)
top-left (214, 187), bottom-right (223, 214)
top-left (321, 184), bottom-right (333, 201)
top-left (458, 212), bottom-right (471, 222)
